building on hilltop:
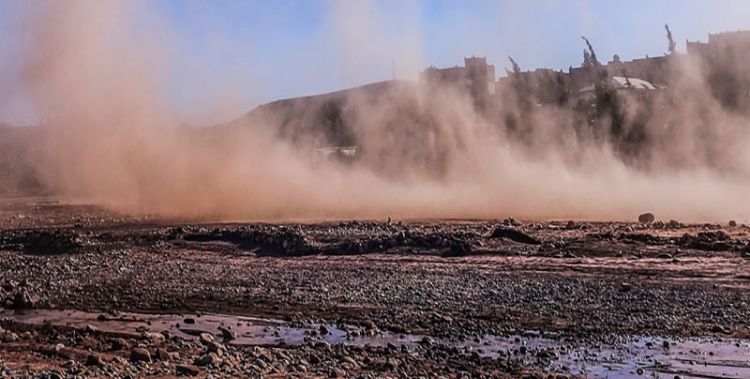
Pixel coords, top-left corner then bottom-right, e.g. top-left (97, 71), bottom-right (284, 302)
top-left (421, 56), bottom-right (496, 100)
top-left (568, 54), bottom-right (670, 91)
top-left (495, 68), bottom-right (571, 107)
top-left (418, 30), bottom-right (750, 111)
top-left (687, 30), bottom-right (750, 55)
top-left (687, 30), bottom-right (750, 109)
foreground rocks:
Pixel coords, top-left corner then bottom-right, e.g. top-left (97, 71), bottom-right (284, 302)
top-left (0, 200), bottom-right (749, 376)
top-left (0, 321), bottom-right (530, 378)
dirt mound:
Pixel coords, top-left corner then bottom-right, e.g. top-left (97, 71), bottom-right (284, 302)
top-left (0, 229), bottom-right (85, 255)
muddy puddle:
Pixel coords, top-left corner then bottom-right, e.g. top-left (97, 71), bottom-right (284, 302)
top-left (2, 308), bottom-right (749, 379)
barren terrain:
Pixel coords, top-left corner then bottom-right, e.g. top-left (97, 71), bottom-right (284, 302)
top-left (1, 197), bottom-right (749, 378)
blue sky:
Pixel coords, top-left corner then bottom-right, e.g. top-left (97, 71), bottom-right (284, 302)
top-left (1, 0), bottom-right (750, 124)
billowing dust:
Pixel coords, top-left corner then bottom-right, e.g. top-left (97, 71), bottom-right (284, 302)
top-left (10, 1), bottom-right (750, 222)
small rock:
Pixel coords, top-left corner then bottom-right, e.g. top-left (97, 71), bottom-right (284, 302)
top-left (110, 338), bottom-right (130, 351)
top-left (194, 353), bottom-right (219, 367)
top-left (176, 364), bottom-right (200, 376)
top-left (319, 325), bottom-right (330, 335)
top-left (362, 320), bottom-right (377, 331)
top-left (54, 343), bottom-right (66, 354)
top-left (199, 332), bottom-right (214, 345)
top-left (155, 348), bottom-right (171, 361)
top-left (85, 354), bottom-right (103, 367)
top-left (218, 326), bottom-right (235, 340)
top-left (130, 347), bottom-right (151, 363)
top-left (1, 331), bottom-right (19, 343)
top-left (711, 325), bottom-right (728, 334)
top-left (12, 290), bottom-right (35, 309)
top-left (144, 331), bottom-right (165, 344)
top-left (729, 220), bottom-right (737, 227)
top-left (206, 341), bottom-right (224, 354)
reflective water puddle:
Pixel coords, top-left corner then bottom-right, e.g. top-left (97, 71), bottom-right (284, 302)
top-left (2, 308), bottom-right (749, 379)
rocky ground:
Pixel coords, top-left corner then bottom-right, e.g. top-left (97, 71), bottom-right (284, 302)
top-left (0, 197), bottom-right (749, 378)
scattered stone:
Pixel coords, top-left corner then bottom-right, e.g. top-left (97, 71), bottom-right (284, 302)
top-left (144, 331), bottom-right (165, 344)
top-left (11, 290), bottom-right (35, 309)
top-left (362, 320), bottom-right (377, 331)
top-left (199, 332), bottom-right (214, 345)
top-left (110, 338), bottom-right (129, 351)
top-left (0, 331), bottom-right (19, 343)
top-left (194, 353), bottom-right (219, 367)
top-left (729, 220), bottom-right (737, 227)
top-left (420, 336), bottom-right (434, 346)
top-left (502, 217), bottom-right (522, 227)
top-left (176, 364), bottom-right (200, 376)
top-left (218, 326), bottom-right (235, 340)
top-left (667, 220), bottom-right (682, 229)
top-left (206, 341), bottom-right (224, 354)
top-left (130, 347), bottom-right (151, 363)
top-left (711, 325), bottom-right (728, 334)
top-left (85, 354), bottom-right (103, 367)
top-left (155, 348), bottom-right (171, 361)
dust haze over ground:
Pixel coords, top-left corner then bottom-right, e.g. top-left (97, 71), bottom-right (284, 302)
top-left (5, 4), bottom-right (750, 378)
top-left (8, 0), bottom-right (750, 222)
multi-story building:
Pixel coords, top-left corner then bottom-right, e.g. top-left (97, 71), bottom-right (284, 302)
top-left (421, 56), bottom-right (496, 99)
top-left (687, 31), bottom-right (750, 109)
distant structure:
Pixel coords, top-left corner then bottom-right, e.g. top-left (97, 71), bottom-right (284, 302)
top-left (421, 56), bottom-right (496, 98)
top-left (569, 55), bottom-right (670, 89)
top-left (421, 30), bottom-right (750, 109)
top-left (687, 31), bottom-right (750, 108)
top-left (579, 76), bottom-right (659, 94)
top-left (687, 30), bottom-right (750, 56)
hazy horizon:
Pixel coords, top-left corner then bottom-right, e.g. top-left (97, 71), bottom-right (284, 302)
top-left (2, 0), bottom-right (750, 126)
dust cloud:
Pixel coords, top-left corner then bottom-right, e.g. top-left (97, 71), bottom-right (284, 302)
top-left (10, 0), bottom-right (750, 222)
